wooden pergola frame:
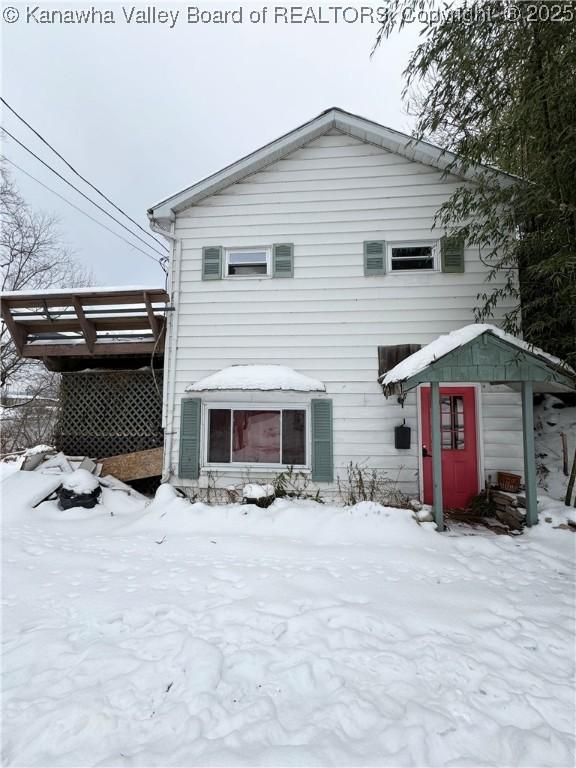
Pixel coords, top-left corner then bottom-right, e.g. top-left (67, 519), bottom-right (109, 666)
top-left (382, 330), bottom-right (575, 531)
top-left (1, 287), bottom-right (171, 362)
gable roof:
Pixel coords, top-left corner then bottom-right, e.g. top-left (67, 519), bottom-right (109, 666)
top-left (148, 107), bottom-right (516, 224)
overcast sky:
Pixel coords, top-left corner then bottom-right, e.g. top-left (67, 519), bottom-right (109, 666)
top-left (1, 2), bottom-right (421, 287)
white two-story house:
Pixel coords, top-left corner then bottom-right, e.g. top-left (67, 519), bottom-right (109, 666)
top-left (147, 107), bottom-right (525, 505)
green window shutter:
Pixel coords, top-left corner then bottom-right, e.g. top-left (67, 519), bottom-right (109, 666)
top-left (179, 398), bottom-right (201, 479)
top-left (273, 243), bottom-right (294, 278)
top-left (311, 399), bottom-right (333, 483)
top-left (364, 241), bottom-right (386, 275)
top-left (441, 236), bottom-right (465, 273)
top-left (202, 246), bottom-right (222, 280)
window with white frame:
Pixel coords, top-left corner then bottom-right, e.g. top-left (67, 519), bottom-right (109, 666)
top-left (389, 242), bottom-right (437, 272)
top-left (225, 248), bottom-right (270, 277)
top-left (206, 406), bottom-right (307, 466)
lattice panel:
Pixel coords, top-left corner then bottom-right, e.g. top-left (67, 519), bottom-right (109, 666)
top-left (55, 370), bottom-right (163, 458)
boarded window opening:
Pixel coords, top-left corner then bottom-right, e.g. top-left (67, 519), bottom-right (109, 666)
top-left (377, 344), bottom-right (422, 379)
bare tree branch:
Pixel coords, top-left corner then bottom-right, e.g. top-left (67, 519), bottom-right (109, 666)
top-left (1, 163), bottom-right (93, 449)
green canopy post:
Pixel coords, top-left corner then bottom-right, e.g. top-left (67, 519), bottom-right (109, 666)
top-left (430, 381), bottom-right (444, 531)
top-left (521, 381), bottom-right (539, 526)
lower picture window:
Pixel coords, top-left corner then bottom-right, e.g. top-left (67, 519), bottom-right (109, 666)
top-left (207, 408), bottom-right (306, 465)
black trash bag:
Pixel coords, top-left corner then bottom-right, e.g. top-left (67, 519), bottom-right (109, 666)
top-left (58, 484), bottom-right (102, 510)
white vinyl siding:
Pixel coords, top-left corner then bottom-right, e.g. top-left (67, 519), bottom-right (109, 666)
top-left (480, 385), bottom-right (524, 476)
top-left (165, 130), bottom-right (523, 494)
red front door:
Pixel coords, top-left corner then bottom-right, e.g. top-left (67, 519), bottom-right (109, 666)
top-left (420, 386), bottom-right (478, 509)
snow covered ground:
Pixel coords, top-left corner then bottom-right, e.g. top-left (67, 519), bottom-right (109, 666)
top-left (2, 467), bottom-right (575, 767)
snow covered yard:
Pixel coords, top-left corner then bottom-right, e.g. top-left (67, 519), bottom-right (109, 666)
top-left (2, 476), bottom-right (575, 767)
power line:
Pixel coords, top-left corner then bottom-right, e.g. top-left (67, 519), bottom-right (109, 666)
top-left (0, 97), bottom-right (168, 253)
top-left (0, 125), bottom-right (168, 264)
top-left (1, 154), bottom-right (166, 270)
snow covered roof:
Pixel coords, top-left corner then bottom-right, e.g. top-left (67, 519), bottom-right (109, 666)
top-left (0, 285), bottom-right (163, 299)
top-left (380, 325), bottom-right (573, 393)
top-left (186, 365), bottom-right (326, 393)
top-left (148, 107), bottom-right (516, 223)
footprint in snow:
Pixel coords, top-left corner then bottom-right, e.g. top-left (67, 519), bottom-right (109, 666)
top-left (100, 562), bottom-right (130, 573)
top-left (23, 546), bottom-right (45, 556)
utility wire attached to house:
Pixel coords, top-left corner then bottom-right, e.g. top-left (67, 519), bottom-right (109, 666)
top-left (0, 125), bottom-right (168, 267)
top-left (0, 97), bottom-right (168, 254)
top-left (0, 154), bottom-right (165, 268)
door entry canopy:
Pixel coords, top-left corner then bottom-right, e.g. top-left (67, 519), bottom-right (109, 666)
top-left (378, 324), bottom-right (574, 532)
top-left (380, 324), bottom-right (574, 397)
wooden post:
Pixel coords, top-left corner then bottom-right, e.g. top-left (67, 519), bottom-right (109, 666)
top-left (143, 291), bottom-right (160, 340)
top-left (431, 380), bottom-right (444, 531)
top-left (72, 297), bottom-right (96, 353)
top-left (565, 449), bottom-right (576, 507)
top-left (521, 381), bottom-right (538, 526)
top-left (561, 432), bottom-right (568, 476)
top-left (0, 300), bottom-right (27, 354)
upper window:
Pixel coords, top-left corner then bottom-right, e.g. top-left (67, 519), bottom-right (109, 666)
top-left (207, 407), bottom-right (307, 466)
top-left (389, 243), bottom-right (436, 272)
top-left (225, 248), bottom-right (270, 277)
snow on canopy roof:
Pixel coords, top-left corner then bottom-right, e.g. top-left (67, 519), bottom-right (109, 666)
top-left (186, 365), bottom-right (326, 393)
top-left (380, 324), bottom-right (570, 389)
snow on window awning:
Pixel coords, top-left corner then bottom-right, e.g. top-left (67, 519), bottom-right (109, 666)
top-left (186, 365), bottom-right (326, 393)
top-left (380, 324), bottom-right (571, 390)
